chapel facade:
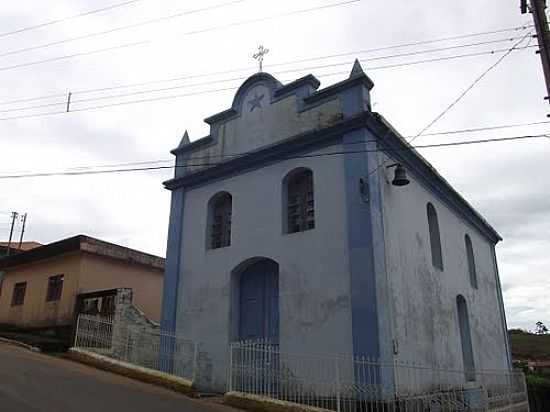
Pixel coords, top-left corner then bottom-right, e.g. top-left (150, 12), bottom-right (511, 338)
top-left (161, 61), bottom-right (510, 391)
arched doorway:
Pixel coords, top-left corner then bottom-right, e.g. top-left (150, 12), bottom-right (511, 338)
top-left (237, 258), bottom-right (279, 342)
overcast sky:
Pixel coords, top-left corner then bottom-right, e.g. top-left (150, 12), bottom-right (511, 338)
top-left (0, 0), bottom-right (548, 331)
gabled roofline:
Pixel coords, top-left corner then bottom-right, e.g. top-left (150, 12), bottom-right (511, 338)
top-left (0, 235), bottom-right (165, 270)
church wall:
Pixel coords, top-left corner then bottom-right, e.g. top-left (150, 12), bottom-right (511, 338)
top-left (378, 151), bottom-right (510, 373)
top-left (175, 143), bottom-right (353, 391)
top-left (180, 85), bottom-right (344, 176)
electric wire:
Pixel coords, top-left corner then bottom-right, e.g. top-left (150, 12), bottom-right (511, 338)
top-left (0, 134), bottom-right (546, 180)
top-left (0, 0), bottom-right (146, 39)
top-left (409, 30), bottom-right (534, 143)
top-left (5, 119), bottom-right (547, 173)
top-left (363, 29), bottom-right (534, 179)
top-left (0, 0), bottom-right (246, 59)
top-left (0, 0), bottom-right (359, 74)
top-left (0, 45), bottom-right (536, 122)
top-left (0, 41), bottom-right (148, 73)
top-left (0, 36), bottom-right (529, 115)
top-left (0, 24), bottom-right (533, 107)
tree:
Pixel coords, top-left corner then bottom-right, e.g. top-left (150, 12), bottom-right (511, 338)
top-left (535, 321), bottom-right (548, 335)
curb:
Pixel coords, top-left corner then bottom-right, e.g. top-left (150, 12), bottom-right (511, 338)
top-left (224, 392), bottom-right (331, 412)
top-left (0, 336), bottom-right (41, 352)
top-left (66, 348), bottom-right (196, 397)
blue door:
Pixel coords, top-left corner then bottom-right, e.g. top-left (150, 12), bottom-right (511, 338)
top-left (239, 259), bottom-right (279, 342)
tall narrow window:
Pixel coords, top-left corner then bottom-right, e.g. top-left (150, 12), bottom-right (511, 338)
top-left (457, 295), bottom-right (476, 381)
top-left (427, 203), bottom-right (443, 270)
top-left (11, 282), bottom-right (27, 306)
top-left (284, 168), bottom-right (315, 234)
top-left (465, 235), bottom-right (478, 289)
top-left (208, 192), bottom-right (232, 249)
top-left (46, 275), bottom-right (64, 302)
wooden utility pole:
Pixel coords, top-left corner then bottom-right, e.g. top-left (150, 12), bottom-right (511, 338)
top-left (6, 211), bottom-right (18, 256)
top-left (522, 0), bottom-right (550, 105)
top-left (18, 213), bottom-right (27, 250)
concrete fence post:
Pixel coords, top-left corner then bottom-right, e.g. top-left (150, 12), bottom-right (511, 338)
top-left (228, 343), bottom-right (233, 392)
top-left (335, 357), bottom-right (341, 412)
top-left (73, 314), bottom-right (81, 347)
top-left (192, 342), bottom-right (199, 384)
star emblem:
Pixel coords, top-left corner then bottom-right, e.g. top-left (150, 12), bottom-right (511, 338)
top-left (247, 91), bottom-right (265, 112)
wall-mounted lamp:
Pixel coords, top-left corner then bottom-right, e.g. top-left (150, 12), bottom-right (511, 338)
top-left (387, 163), bottom-right (410, 187)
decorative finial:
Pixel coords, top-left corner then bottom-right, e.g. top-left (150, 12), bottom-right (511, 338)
top-left (178, 130), bottom-right (190, 147)
top-left (350, 59), bottom-right (365, 78)
top-left (253, 45), bottom-right (269, 72)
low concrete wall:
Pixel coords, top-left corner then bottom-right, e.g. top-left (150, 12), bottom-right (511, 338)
top-left (224, 392), bottom-right (332, 412)
top-left (67, 348), bottom-right (195, 396)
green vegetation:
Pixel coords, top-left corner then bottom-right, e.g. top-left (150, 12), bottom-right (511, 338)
top-left (509, 328), bottom-right (550, 361)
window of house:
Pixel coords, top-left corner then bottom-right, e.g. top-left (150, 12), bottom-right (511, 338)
top-left (464, 235), bottom-right (478, 289)
top-left (209, 192), bottom-right (232, 249)
top-left (427, 203), bottom-right (443, 270)
top-left (285, 168), bottom-right (315, 234)
top-left (46, 275), bottom-right (64, 302)
top-left (11, 282), bottom-right (27, 306)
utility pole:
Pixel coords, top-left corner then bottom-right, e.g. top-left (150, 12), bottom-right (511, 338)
top-left (522, 0), bottom-right (550, 107)
top-left (6, 212), bottom-right (18, 257)
top-left (18, 213), bottom-right (27, 251)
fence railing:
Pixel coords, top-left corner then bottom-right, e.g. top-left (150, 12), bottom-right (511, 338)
top-left (74, 314), bottom-right (199, 382)
top-left (228, 340), bottom-right (529, 412)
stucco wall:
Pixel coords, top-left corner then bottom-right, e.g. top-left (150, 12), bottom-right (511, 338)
top-left (179, 76), bottom-right (344, 177)
top-left (175, 143), bottom-right (353, 390)
top-left (79, 253), bottom-right (163, 322)
top-left (0, 252), bottom-right (81, 328)
top-left (378, 151), bottom-right (509, 372)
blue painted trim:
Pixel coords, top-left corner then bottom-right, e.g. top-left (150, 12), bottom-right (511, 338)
top-left (304, 74), bottom-right (373, 106)
top-left (364, 113), bottom-right (502, 243)
top-left (171, 71), bottom-right (371, 155)
top-left (164, 114), bottom-right (367, 191)
top-left (160, 189), bottom-right (185, 332)
top-left (343, 129), bottom-right (380, 359)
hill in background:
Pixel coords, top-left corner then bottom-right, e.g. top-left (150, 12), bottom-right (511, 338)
top-left (509, 329), bottom-right (550, 360)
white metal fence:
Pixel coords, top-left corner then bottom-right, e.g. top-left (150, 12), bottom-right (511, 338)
top-left (74, 314), bottom-right (199, 382)
top-left (228, 340), bottom-right (529, 412)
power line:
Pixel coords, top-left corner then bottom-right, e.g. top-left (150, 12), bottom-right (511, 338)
top-left (0, 0), bottom-right (146, 39)
top-left (0, 45), bottom-right (535, 122)
top-left (0, 0), bottom-right (246, 59)
top-left (362, 30), bottom-right (534, 180)
top-left (0, 134), bottom-right (546, 180)
top-left (0, 41), bottom-right (147, 73)
top-left (0, 36), bottom-right (529, 115)
top-left (0, 24), bottom-right (532, 107)
top-left (2, 119), bottom-right (546, 174)
top-left (409, 30), bottom-right (534, 142)
top-left (0, 0), bottom-right (359, 74)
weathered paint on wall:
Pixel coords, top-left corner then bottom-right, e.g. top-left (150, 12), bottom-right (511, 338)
top-left (176, 144), bottom-right (353, 390)
top-left (79, 253), bottom-right (164, 322)
top-left (378, 150), bottom-right (509, 372)
top-left (0, 252), bottom-right (81, 328)
top-left (0, 251), bottom-right (164, 328)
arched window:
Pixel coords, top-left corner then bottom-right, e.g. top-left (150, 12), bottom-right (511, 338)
top-left (457, 295), bottom-right (476, 381)
top-left (208, 192), bottom-right (232, 249)
top-left (283, 168), bottom-right (315, 234)
top-left (465, 234), bottom-right (478, 289)
top-left (427, 203), bottom-right (443, 270)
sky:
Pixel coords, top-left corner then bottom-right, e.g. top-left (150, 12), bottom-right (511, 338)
top-left (0, 0), bottom-right (548, 331)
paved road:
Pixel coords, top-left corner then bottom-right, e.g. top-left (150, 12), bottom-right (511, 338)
top-left (0, 343), bottom-right (235, 412)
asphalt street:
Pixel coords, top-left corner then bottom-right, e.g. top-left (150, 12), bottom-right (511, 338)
top-left (0, 343), bottom-right (234, 412)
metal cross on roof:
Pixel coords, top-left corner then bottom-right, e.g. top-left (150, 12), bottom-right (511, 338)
top-left (253, 45), bottom-right (269, 72)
